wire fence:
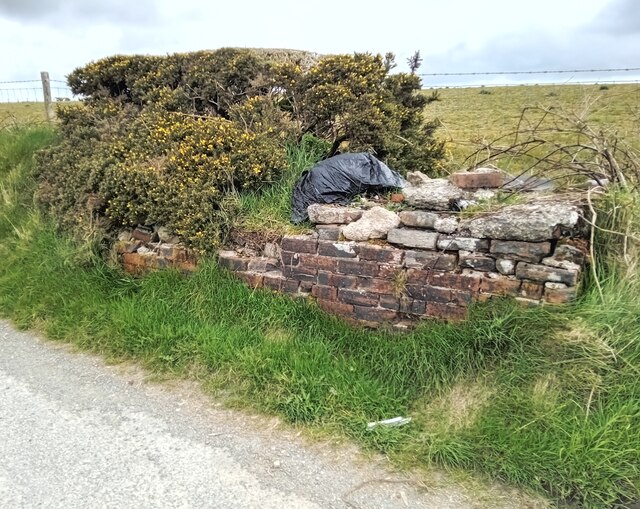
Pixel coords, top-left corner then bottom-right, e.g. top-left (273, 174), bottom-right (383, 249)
top-left (0, 78), bottom-right (74, 103)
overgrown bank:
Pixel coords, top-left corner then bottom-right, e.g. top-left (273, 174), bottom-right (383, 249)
top-left (1, 125), bottom-right (639, 507)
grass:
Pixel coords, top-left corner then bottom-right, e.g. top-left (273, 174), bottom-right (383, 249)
top-left (0, 102), bottom-right (49, 127)
top-left (1, 107), bottom-right (640, 506)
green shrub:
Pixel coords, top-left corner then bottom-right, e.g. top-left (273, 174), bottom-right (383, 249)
top-left (38, 48), bottom-right (444, 250)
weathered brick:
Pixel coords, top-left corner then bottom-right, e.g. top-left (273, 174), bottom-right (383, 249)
top-left (516, 262), bottom-right (579, 286)
top-left (177, 260), bottom-right (197, 273)
top-left (428, 271), bottom-right (483, 292)
top-left (299, 254), bottom-right (339, 272)
top-left (450, 170), bottom-right (504, 189)
top-left (247, 257), bottom-right (280, 272)
top-left (426, 302), bottom-right (468, 321)
top-left (543, 282), bottom-right (577, 304)
top-left (406, 285), bottom-right (451, 303)
top-left (217, 251), bottom-right (249, 271)
top-left (353, 306), bottom-right (398, 323)
top-left (131, 226), bottom-right (156, 243)
top-left (405, 250), bottom-right (457, 271)
top-left (317, 240), bottom-right (358, 258)
top-left (450, 290), bottom-right (473, 306)
top-left (316, 299), bottom-right (354, 316)
top-left (282, 264), bottom-right (317, 282)
top-left (379, 294), bottom-right (425, 314)
top-left (280, 250), bottom-right (299, 266)
top-left (312, 284), bottom-right (337, 301)
top-left (122, 252), bottom-right (145, 268)
top-left (490, 240), bottom-right (552, 263)
top-left (358, 244), bottom-right (404, 264)
top-left (480, 275), bottom-right (521, 296)
top-left (459, 251), bottom-right (496, 272)
top-left (387, 228), bottom-right (439, 250)
top-left (317, 271), bottom-right (358, 289)
top-left (262, 271), bottom-right (284, 291)
top-left (437, 236), bottom-right (489, 252)
top-left (337, 259), bottom-right (378, 277)
top-left (357, 277), bottom-right (397, 294)
top-left (520, 280), bottom-right (544, 300)
top-left (378, 264), bottom-right (404, 279)
top-left (236, 271), bottom-right (264, 288)
top-left (316, 225), bottom-right (341, 241)
top-left (281, 279), bottom-right (301, 294)
top-left (281, 235), bottom-right (318, 254)
top-left (338, 289), bottom-right (379, 306)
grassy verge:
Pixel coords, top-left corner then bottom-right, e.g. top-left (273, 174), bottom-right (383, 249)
top-left (1, 125), bottom-right (639, 508)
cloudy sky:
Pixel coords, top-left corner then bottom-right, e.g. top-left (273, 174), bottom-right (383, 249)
top-left (1, 0), bottom-right (638, 89)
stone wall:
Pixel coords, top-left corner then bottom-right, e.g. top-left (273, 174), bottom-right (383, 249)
top-left (114, 168), bottom-right (591, 326)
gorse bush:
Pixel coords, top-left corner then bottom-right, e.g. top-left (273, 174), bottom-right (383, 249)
top-left (36, 48), bottom-right (443, 250)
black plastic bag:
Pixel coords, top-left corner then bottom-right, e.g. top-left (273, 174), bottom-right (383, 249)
top-left (291, 153), bottom-right (406, 223)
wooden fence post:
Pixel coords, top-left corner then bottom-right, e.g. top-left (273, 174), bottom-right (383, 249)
top-left (40, 71), bottom-right (55, 122)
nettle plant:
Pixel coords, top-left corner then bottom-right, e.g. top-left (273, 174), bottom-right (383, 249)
top-left (37, 48), bottom-right (443, 252)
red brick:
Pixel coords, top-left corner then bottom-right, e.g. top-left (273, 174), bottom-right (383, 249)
top-left (426, 302), bottom-right (468, 321)
top-left (405, 250), bottom-right (457, 271)
top-left (312, 284), bottom-right (337, 301)
top-left (299, 281), bottom-right (314, 293)
top-left (236, 271), bottom-right (264, 288)
top-left (131, 226), bottom-right (156, 243)
top-left (262, 271), bottom-right (284, 291)
top-left (281, 235), bottom-right (318, 254)
top-left (338, 289), bottom-right (379, 306)
top-left (406, 285), bottom-right (451, 303)
top-left (280, 250), bottom-right (299, 266)
top-left (378, 264), bottom-right (404, 279)
top-left (357, 277), bottom-right (397, 294)
top-left (317, 240), bottom-right (358, 258)
top-left (428, 272), bottom-right (483, 292)
top-left (378, 295), bottom-right (427, 315)
top-left (282, 265), bottom-right (317, 282)
top-left (450, 290), bottom-right (473, 306)
top-left (217, 251), bottom-right (249, 271)
top-left (317, 271), bottom-right (358, 289)
top-left (337, 259), bottom-right (378, 277)
top-left (450, 170), bottom-right (503, 189)
top-left (122, 252), bottom-right (144, 267)
top-left (490, 241), bottom-right (552, 263)
top-left (520, 281), bottom-right (544, 300)
top-left (358, 245), bottom-right (404, 264)
top-left (480, 275), bottom-right (521, 296)
top-left (317, 299), bottom-right (354, 316)
top-left (299, 254), bottom-right (338, 272)
top-left (248, 257), bottom-right (280, 272)
top-left (281, 279), bottom-right (301, 294)
top-left (177, 260), bottom-right (197, 273)
top-left (543, 283), bottom-right (577, 304)
top-left (353, 306), bottom-right (398, 322)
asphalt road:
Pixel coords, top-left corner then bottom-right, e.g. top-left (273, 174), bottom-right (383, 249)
top-left (0, 320), bottom-right (544, 508)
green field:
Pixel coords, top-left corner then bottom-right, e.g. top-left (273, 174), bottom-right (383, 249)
top-left (0, 102), bottom-right (49, 126)
top-left (425, 83), bottom-right (640, 168)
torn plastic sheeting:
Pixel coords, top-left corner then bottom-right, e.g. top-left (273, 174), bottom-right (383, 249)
top-left (291, 153), bottom-right (406, 224)
top-left (366, 416), bottom-right (412, 430)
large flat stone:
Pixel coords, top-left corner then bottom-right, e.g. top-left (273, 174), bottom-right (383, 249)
top-left (462, 202), bottom-right (582, 241)
top-left (341, 206), bottom-right (400, 241)
top-left (403, 178), bottom-right (465, 210)
top-left (307, 204), bottom-right (363, 225)
top-left (387, 228), bottom-right (439, 250)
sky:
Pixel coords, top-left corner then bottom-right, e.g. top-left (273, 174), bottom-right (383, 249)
top-left (1, 0), bottom-right (638, 91)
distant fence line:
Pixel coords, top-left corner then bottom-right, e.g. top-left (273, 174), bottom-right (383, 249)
top-left (0, 76), bottom-right (74, 105)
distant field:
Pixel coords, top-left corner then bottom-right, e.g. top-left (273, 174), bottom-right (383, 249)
top-left (0, 102), bottom-right (49, 125)
top-left (425, 83), bottom-right (640, 168)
